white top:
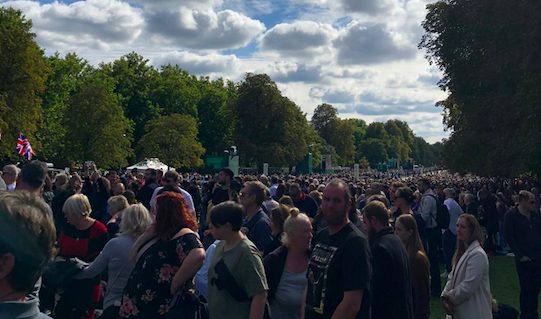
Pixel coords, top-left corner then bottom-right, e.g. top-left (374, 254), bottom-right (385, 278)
top-left (442, 240), bottom-right (492, 319)
top-left (7, 182), bottom-right (16, 192)
top-left (150, 185), bottom-right (195, 213)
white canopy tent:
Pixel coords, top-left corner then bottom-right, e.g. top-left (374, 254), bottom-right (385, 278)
top-left (126, 158), bottom-right (171, 172)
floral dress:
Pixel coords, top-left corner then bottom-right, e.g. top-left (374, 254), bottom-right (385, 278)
top-left (119, 233), bottom-right (203, 318)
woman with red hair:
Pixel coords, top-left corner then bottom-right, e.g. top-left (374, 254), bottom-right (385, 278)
top-left (119, 192), bottom-right (205, 319)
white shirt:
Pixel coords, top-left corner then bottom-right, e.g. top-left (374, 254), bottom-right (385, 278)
top-left (7, 182), bottom-right (16, 192)
top-left (150, 185), bottom-right (195, 213)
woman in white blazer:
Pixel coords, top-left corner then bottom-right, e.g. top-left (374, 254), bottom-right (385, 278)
top-left (441, 213), bottom-right (492, 319)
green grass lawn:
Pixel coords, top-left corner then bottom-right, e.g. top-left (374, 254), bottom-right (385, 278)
top-left (430, 256), bottom-right (540, 318)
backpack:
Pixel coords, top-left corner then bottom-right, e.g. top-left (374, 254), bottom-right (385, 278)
top-left (427, 194), bottom-right (450, 230)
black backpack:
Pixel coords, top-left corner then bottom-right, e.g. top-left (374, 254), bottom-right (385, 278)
top-left (427, 194), bottom-right (450, 230)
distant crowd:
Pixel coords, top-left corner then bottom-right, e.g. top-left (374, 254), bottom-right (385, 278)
top-left (1, 161), bottom-right (540, 319)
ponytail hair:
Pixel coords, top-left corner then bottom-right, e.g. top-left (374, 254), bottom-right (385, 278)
top-left (281, 208), bottom-right (310, 246)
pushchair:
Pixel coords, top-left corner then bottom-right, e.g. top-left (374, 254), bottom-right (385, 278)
top-left (39, 258), bottom-right (101, 319)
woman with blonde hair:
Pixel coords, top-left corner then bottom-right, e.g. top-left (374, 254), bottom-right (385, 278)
top-left (264, 210), bottom-right (312, 319)
top-left (57, 193), bottom-right (108, 319)
top-left (441, 214), bottom-right (492, 318)
top-left (75, 204), bottom-right (153, 319)
top-left (395, 214), bottom-right (430, 319)
top-left (106, 195), bottom-right (129, 238)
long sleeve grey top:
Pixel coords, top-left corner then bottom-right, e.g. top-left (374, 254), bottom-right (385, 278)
top-left (74, 234), bottom-right (135, 310)
top-left (418, 189), bottom-right (438, 228)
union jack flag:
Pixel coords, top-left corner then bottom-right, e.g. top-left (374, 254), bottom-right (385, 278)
top-left (16, 133), bottom-right (35, 161)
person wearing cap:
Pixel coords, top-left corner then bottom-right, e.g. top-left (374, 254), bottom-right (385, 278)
top-left (16, 160), bottom-right (48, 197)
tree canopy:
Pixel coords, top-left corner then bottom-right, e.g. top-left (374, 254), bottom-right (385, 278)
top-left (420, 0), bottom-right (541, 176)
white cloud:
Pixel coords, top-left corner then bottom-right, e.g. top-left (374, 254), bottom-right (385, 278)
top-left (259, 21), bottom-right (335, 57)
top-left (144, 7), bottom-right (265, 50)
top-left (334, 21), bottom-right (416, 65)
top-left (2, 0), bottom-right (144, 50)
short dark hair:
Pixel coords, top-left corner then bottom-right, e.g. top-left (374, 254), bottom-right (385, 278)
top-left (210, 201), bottom-right (244, 231)
top-left (363, 201), bottom-right (390, 225)
top-left (20, 160), bottom-right (48, 190)
top-left (0, 192), bottom-right (56, 293)
top-left (396, 186), bottom-right (415, 205)
top-left (220, 168), bottom-right (234, 180)
top-left (418, 178), bottom-right (431, 189)
top-left (325, 179), bottom-right (352, 203)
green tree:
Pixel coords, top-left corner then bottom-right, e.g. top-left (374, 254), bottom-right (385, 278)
top-left (39, 53), bottom-right (89, 164)
top-left (365, 122), bottom-right (389, 140)
top-left (345, 118), bottom-right (367, 160)
top-left (232, 73), bottom-right (310, 166)
top-left (0, 8), bottom-right (48, 160)
top-left (138, 114), bottom-right (205, 168)
top-left (311, 104), bottom-right (356, 164)
top-left (105, 52), bottom-right (160, 146)
top-left (311, 103), bottom-right (338, 142)
top-left (358, 138), bottom-right (388, 167)
top-left (197, 79), bottom-right (233, 154)
top-left (420, 0), bottom-right (541, 176)
top-left (152, 65), bottom-right (200, 118)
top-left (63, 71), bottom-right (133, 168)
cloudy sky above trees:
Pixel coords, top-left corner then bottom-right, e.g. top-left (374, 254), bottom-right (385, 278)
top-left (2, 0), bottom-right (448, 142)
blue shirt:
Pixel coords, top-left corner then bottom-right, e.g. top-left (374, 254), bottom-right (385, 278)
top-left (244, 209), bottom-right (273, 252)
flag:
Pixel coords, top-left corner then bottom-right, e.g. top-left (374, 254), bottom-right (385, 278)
top-left (16, 133), bottom-right (35, 161)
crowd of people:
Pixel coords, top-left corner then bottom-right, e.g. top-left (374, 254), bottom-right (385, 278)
top-left (1, 161), bottom-right (540, 319)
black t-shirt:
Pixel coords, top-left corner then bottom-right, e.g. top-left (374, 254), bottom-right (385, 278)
top-left (305, 222), bottom-right (371, 319)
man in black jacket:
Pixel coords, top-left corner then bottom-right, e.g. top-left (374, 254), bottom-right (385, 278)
top-left (363, 201), bottom-right (413, 319)
top-left (136, 168), bottom-right (159, 209)
top-left (504, 190), bottom-right (541, 319)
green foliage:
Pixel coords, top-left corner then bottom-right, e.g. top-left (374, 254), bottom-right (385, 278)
top-left (63, 71), bottom-right (133, 168)
top-left (232, 73), bottom-right (310, 167)
top-left (311, 104), bottom-right (356, 165)
top-left (358, 138), bottom-right (388, 167)
top-left (0, 8), bottom-right (48, 160)
top-left (196, 78), bottom-right (233, 154)
top-left (105, 52), bottom-right (160, 146)
top-left (38, 53), bottom-right (89, 164)
top-left (420, 0), bottom-right (541, 176)
top-left (153, 65), bottom-right (200, 118)
top-left (138, 114), bottom-right (205, 168)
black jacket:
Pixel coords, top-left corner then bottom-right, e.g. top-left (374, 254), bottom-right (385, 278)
top-left (504, 207), bottom-right (541, 261)
top-left (370, 227), bottom-right (414, 319)
top-left (263, 245), bottom-right (289, 302)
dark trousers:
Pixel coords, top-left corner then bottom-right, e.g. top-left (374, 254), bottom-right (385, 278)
top-left (516, 260), bottom-right (541, 319)
top-left (423, 227), bottom-right (442, 296)
top-left (99, 306), bottom-right (120, 319)
top-left (442, 229), bottom-right (456, 273)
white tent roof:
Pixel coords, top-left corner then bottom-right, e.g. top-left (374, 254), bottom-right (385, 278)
top-left (126, 158), bottom-right (170, 172)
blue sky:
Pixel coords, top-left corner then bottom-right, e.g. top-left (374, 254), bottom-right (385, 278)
top-left (2, 0), bottom-right (447, 142)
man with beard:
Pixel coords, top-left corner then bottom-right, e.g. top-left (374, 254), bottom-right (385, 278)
top-left (212, 168), bottom-right (234, 206)
top-left (305, 179), bottom-right (371, 319)
top-left (363, 201), bottom-right (413, 319)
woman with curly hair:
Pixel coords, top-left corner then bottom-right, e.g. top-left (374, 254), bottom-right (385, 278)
top-left (119, 192), bottom-right (205, 319)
